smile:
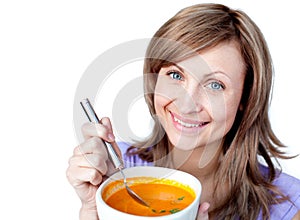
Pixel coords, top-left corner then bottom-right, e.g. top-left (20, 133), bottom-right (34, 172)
top-left (173, 116), bottom-right (202, 128)
top-left (170, 112), bottom-right (208, 129)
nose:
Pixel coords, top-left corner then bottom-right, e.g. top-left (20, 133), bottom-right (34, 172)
top-left (174, 83), bottom-right (206, 114)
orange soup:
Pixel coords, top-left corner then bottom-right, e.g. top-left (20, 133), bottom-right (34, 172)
top-left (102, 177), bottom-right (195, 216)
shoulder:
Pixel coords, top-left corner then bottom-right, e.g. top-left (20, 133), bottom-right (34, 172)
top-left (260, 165), bottom-right (300, 219)
top-left (117, 142), bottom-right (153, 167)
top-left (117, 142), bottom-right (132, 155)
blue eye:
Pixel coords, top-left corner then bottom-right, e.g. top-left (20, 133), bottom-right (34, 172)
top-left (208, 81), bottom-right (224, 90)
top-left (168, 71), bottom-right (183, 81)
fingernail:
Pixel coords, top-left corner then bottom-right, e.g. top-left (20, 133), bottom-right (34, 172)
top-left (108, 133), bottom-right (115, 141)
top-left (203, 203), bottom-right (210, 211)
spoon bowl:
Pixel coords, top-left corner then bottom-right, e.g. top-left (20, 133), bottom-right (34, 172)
top-left (119, 169), bottom-right (150, 207)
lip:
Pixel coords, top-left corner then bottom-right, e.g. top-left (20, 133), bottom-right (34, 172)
top-left (169, 111), bottom-right (209, 133)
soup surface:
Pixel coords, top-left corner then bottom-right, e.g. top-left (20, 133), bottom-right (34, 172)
top-left (102, 177), bottom-right (195, 216)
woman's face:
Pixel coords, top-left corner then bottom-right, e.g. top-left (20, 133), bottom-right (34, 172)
top-left (154, 41), bottom-right (245, 151)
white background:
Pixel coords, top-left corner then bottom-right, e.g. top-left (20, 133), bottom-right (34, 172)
top-left (0, 0), bottom-right (299, 219)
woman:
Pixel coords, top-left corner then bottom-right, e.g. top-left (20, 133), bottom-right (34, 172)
top-left (67, 3), bottom-right (300, 219)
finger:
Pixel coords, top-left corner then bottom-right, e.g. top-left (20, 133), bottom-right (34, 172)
top-left (81, 120), bottom-right (115, 142)
top-left (74, 139), bottom-right (123, 166)
top-left (69, 154), bottom-right (108, 175)
top-left (197, 202), bottom-right (210, 220)
top-left (99, 117), bottom-right (115, 142)
top-left (74, 137), bottom-right (109, 158)
top-left (66, 165), bottom-right (103, 187)
top-left (100, 117), bottom-right (113, 133)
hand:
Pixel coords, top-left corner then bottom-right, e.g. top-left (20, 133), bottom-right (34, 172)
top-left (66, 117), bottom-right (118, 219)
top-left (197, 202), bottom-right (210, 220)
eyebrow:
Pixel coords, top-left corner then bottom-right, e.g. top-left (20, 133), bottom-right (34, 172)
top-left (170, 63), bottom-right (185, 73)
top-left (203, 71), bottom-right (231, 80)
top-left (166, 63), bottom-right (231, 80)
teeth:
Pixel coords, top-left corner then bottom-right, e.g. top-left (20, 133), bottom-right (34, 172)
top-left (174, 116), bottom-right (202, 128)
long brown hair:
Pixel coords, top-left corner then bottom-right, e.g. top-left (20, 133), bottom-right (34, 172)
top-left (129, 3), bottom-right (291, 219)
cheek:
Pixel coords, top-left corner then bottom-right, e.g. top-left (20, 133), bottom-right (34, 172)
top-left (154, 94), bottom-right (163, 114)
top-left (154, 76), bottom-right (182, 103)
top-left (154, 93), bottom-right (170, 119)
top-left (215, 95), bottom-right (242, 133)
top-left (224, 104), bottom-right (239, 131)
top-left (204, 88), bottom-right (240, 132)
top-left (153, 77), bottom-right (180, 114)
top-left (153, 94), bottom-right (170, 134)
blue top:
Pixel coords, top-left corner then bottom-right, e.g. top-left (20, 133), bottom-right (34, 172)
top-left (118, 142), bottom-right (300, 219)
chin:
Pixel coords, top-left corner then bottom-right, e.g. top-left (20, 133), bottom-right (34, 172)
top-left (168, 134), bottom-right (202, 151)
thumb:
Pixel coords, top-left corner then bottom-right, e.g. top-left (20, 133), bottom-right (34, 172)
top-left (197, 202), bottom-right (210, 220)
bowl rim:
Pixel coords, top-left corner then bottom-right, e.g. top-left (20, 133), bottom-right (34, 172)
top-left (96, 166), bottom-right (202, 219)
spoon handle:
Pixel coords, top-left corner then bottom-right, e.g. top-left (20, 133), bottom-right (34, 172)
top-left (80, 98), bottom-right (123, 170)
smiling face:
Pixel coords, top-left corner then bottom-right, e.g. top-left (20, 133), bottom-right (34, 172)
top-left (154, 41), bottom-right (246, 152)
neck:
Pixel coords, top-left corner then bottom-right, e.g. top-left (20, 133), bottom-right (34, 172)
top-left (170, 142), bottom-right (223, 210)
top-left (170, 142), bottom-right (222, 179)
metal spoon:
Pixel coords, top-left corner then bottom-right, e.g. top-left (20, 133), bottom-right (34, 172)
top-left (119, 168), bottom-right (150, 207)
top-left (80, 98), bottom-right (150, 207)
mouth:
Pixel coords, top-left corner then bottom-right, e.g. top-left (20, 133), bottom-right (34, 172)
top-left (170, 112), bottom-right (209, 130)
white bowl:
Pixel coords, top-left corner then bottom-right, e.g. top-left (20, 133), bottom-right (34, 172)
top-left (96, 166), bottom-right (201, 220)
